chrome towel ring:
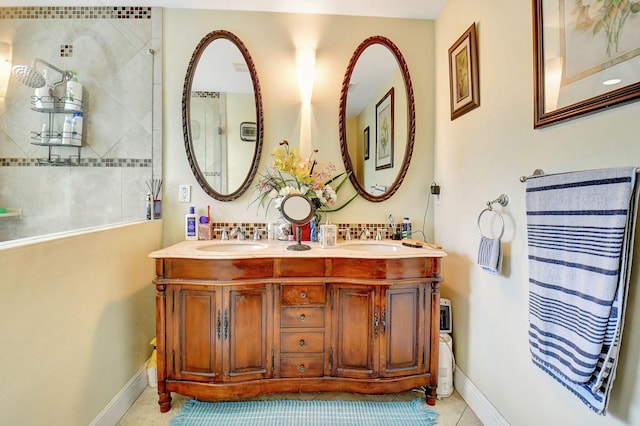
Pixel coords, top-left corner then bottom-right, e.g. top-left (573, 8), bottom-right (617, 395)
top-left (477, 194), bottom-right (508, 239)
top-left (477, 208), bottom-right (505, 239)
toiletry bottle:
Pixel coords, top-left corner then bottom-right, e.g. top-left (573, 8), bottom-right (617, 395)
top-left (185, 206), bottom-right (198, 240)
top-left (71, 112), bottom-right (83, 144)
top-left (65, 71), bottom-right (83, 111)
top-left (62, 116), bottom-right (73, 144)
top-left (35, 69), bottom-right (54, 109)
top-left (146, 193), bottom-right (152, 220)
top-left (41, 123), bottom-right (50, 144)
top-left (402, 217), bottom-right (412, 239)
top-left (309, 217), bottom-right (317, 242)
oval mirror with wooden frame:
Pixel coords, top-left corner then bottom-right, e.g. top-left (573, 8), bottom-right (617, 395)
top-left (182, 30), bottom-right (264, 201)
top-left (339, 36), bottom-right (415, 202)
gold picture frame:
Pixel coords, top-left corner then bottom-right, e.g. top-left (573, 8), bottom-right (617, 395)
top-left (448, 23), bottom-right (480, 120)
top-left (533, 0), bottom-right (640, 128)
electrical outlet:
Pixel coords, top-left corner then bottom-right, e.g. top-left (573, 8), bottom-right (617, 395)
top-left (178, 185), bottom-right (191, 203)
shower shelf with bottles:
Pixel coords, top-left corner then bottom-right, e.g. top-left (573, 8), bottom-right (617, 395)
top-left (29, 95), bottom-right (84, 166)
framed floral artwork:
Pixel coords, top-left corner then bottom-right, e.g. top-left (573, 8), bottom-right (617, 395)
top-left (448, 23), bottom-right (480, 120)
top-left (533, 0), bottom-right (640, 128)
top-left (363, 126), bottom-right (370, 160)
top-left (375, 88), bottom-right (394, 170)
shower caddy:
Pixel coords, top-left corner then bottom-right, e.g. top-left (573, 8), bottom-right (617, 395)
top-left (30, 94), bottom-right (84, 166)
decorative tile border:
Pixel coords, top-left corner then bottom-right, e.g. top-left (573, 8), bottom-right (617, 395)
top-left (0, 7), bottom-right (152, 20)
top-left (204, 222), bottom-right (396, 242)
top-left (0, 158), bottom-right (152, 167)
top-left (60, 44), bottom-right (73, 57)
top-left (192, 91), bottom-right (220, 99)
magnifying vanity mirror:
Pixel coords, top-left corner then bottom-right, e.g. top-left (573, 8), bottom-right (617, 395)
top-left (280, 195), bottom-right (314, 251)
top-left (339, 36), bottom-right (415, 202)
top-left (183, 30), bottom-right (264, 201)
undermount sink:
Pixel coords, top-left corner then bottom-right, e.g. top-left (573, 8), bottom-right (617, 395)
top-left (342, 243), bottom-right (407, 252)
top-left (197, 242), bottom-right (269, 252)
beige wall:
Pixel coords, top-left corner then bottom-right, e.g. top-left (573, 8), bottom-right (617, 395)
top-left (436, 1), bottom-right (640, 425)
top-left (163, 9), bottom-right (435, 245)
top-left (0, 221), bottom-right (162, 425)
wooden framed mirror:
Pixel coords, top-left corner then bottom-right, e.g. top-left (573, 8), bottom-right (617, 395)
top-left (182, 30), bottom-right (264, 201)
top-left (339, 36), bottom-right (415, 202)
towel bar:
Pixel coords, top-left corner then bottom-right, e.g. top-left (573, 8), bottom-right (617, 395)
top-left (520, 167), bottom-right (640, 182)
top-left (519, 169), bottom-right (545, 182)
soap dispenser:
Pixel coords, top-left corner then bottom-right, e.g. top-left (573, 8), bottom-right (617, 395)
top-left (320, 216), bottom-right (337, 248)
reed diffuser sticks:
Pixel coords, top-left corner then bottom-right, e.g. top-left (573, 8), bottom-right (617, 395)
top-left (146, 178), bottom-right (163, 200)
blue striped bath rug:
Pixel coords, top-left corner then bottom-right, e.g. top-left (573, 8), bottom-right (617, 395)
top-left (169, 398), bottom-right (438, 426)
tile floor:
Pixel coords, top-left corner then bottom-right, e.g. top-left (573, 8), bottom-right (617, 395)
top-left (118, 386), bottom-right (483, 425)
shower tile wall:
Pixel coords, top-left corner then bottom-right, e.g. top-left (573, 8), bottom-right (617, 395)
top-left (0, 6), bottom-right (163, 243)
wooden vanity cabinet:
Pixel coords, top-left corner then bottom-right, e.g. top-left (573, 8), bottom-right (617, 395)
top-left (165, 283), bottom-right (272, 383)
top-left (153, 255), bottom-right (442, 413)
top-left (330, 282), bottom-right (428, 380)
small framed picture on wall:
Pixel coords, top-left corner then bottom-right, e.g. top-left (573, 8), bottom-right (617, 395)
top-left (375, 88), bottom-right (394, 170)
top-left (363, 126), bottom-right (370, 160)
top-left (448, 23), bottom-right (480, 120)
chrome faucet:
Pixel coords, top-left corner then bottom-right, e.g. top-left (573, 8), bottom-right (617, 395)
top-left (231, 227), bottom-right (246, 240)
top-left (216, 228), bottom-right (229, 240)
top-left (375, 228), bottom-right (383, 241)
top-left (340, 228), bottom-right (352, 241)
top-left (359, 229), bottom-right (370, 240)
top-left (253, 228), bottom-right (266, 240)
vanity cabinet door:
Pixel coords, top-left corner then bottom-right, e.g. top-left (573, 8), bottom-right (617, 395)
top-left (379, 283), bottom-right (426, 378)
top-left (170, 286), bottom-right (223, 382)
top-left (329, 285), bottom-right (378, 379)
top-left (222, 284), bottom-right (273, 382)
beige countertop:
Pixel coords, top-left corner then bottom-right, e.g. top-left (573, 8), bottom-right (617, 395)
top-left (149, 239), bottom-right (446, 260)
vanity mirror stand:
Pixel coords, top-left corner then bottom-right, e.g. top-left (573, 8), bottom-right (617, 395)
top-left (280, 195), bottom-right (314, 251)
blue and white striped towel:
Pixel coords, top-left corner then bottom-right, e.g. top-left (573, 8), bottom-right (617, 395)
top-left (526, 167), bottom-right (639, 415)
top-left (477, 236), bottom-right (502, 275)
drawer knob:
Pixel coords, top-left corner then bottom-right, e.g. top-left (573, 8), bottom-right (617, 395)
top-left (300, 291), bottom-right (307, 299)
top-left (298, 364), bottom-right (305, 372)
top-left (299, 339), bottom-right (305, 347)
top-left (299, 314), bottom-right (306, 321)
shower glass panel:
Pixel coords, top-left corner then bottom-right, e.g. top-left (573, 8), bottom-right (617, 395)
top-left (191, 92), bottom-right (228, 194)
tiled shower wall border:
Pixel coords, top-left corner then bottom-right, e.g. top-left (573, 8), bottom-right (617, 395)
top-left (0, 6), bottom-right (152, 19)
top-left (0, 158), bottom-right (152, 167)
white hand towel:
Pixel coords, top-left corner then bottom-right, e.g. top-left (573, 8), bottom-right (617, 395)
top-left (477, 236), bottom-right (502, 275)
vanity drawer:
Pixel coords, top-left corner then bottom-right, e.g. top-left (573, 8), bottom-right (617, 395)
top-left (281, 307), bottom-right (325, 328)
top-left (281, 284), bottom-right (325, 306)
top-left (281, 331), bottom-right (324, 353)
top-left (280, 356), bottom-right (324, 377)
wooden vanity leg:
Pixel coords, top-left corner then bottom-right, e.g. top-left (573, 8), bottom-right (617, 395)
top-left (158, 387), bottom-right (172, 413)
top-left (425, 385), bottom-right (437, 405)
top-left (427, 277), bottom-right (442, 406)
top-left (155, 274), bottom-right (172, 412)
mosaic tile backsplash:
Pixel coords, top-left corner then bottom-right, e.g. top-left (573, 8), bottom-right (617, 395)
top-left (0, 7), bottom-right (161, 243)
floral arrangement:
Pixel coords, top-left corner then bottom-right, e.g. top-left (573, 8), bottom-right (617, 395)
top-left (573, 0), bottom-right (640, 57)
top-left (253, 140), bottom-right (356, 215)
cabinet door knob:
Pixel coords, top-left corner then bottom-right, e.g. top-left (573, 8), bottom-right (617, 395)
top-left (300, 291), bottom-right (306, 299)
top-left (298, 364), bottom-right (305, 372)
top-left (299, 339), bottom-right (305, 347)
top-left (299, 314), bottom-right (306, 321)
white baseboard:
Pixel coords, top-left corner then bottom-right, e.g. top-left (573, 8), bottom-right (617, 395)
top-left (89, 362), bottom-right (149, 426)
top-left (454, 366), bottom-right (509, 426)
